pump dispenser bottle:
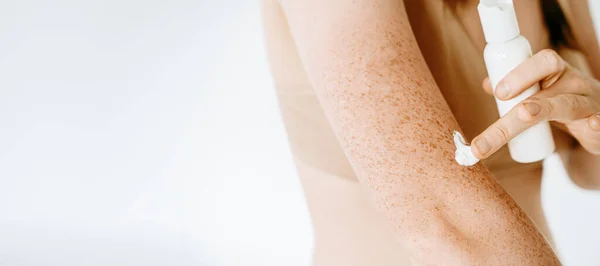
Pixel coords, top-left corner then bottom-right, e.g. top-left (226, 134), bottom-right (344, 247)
top-left (478, 0), bottom-right (555, 163)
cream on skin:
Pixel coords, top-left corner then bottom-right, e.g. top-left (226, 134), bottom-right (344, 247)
top-left (453, 131), bottom-right (480, 167)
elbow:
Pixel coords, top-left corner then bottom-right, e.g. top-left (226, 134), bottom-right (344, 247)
top-left (382, 203), bottom-right (485, 265)
top-left (401, 215), bottom-right (482, 265)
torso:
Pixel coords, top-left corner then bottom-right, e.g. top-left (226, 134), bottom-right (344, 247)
top-left (262, 0), bottom-right (598, 265)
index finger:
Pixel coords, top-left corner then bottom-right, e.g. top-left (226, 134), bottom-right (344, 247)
top-left (472, 93), bottom-right (594, 159)
top-left (471, 98), bottom-right (551, 159)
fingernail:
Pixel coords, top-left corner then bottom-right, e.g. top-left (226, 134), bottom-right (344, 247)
top-left (590, 113), bottom-right (600, 131)
top-left (474, 137), bottom-right (491, 156)
top-left (523, 102), bottom-right (541, 116)
top-left (495, 83), bottom-right (510, 99)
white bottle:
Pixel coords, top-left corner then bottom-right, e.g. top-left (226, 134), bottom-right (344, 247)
top-left (478, 0), bottom-right (555, 163)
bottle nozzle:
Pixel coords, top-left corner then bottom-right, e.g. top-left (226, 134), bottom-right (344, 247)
top-left (480, 0), bottom-right (511, 8)
top-left (478, 0), bottom-right (520, 43)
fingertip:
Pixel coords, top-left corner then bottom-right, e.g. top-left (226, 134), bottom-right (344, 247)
top-left (469, 145), bottom-right (484, 160)
top-left (482, 77), bottom-right (493, 95)
top-left (588, 113), bottom-right (600, 131)
top-left (494, 82), bottom-right (511, 100)
top-left (471, 137), bottom-right (491, 159)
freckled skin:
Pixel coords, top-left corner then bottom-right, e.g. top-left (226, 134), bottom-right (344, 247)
top-left (277, 0), bottom-right (559, 265)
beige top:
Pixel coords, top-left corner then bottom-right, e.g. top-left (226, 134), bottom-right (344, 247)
top-left (262, 0), bottom-right (600, 265)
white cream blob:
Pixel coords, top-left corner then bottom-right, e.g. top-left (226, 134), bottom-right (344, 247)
top-left (453, 131), bottom-right (480, 167)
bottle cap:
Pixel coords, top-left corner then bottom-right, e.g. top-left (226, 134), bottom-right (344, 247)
top-left (478, 0), bottom-right (520, 43)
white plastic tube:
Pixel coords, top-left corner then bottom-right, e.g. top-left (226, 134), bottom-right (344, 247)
top-left (478, 0), bottom-right (555, 163)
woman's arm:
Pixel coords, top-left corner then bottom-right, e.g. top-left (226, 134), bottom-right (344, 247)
top-left (277, 0), bottom-right (558, 264)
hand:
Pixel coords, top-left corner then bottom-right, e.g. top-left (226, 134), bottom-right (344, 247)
top-left (472, 49), bottom-right (600, 159)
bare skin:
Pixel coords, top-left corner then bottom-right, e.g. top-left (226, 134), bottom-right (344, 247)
top-left (262, 0), bottom-right (600, 265)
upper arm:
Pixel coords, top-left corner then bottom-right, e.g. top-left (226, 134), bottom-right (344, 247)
top-left (279, 0), bottom-right (466, 196)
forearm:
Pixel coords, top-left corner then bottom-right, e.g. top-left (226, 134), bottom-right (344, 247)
top-left (316, 41), bottom-right (557, 265)
top-left (330, 73), bottom-right (556, 264)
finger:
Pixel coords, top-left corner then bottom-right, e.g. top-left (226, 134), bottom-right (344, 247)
top-left (547, 69), bottom-right (594, 96)
top-left (471, 100), bottom-right (543, 159)
top-left (482, 77), bottom-right (493, 95)
top-left (545, 94), bottom-right (596, 122)
top-left (583, 114), bottom-right (600, 154)
top-left (471, 94), bottom-right (593, 159)
top-left (494, 49), bottom-right (567, 100)
top-left (588, 113), bottom-right (600, 131)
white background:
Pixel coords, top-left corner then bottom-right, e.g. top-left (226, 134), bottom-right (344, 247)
top-left (0, 1), bottom-right (598, 265)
